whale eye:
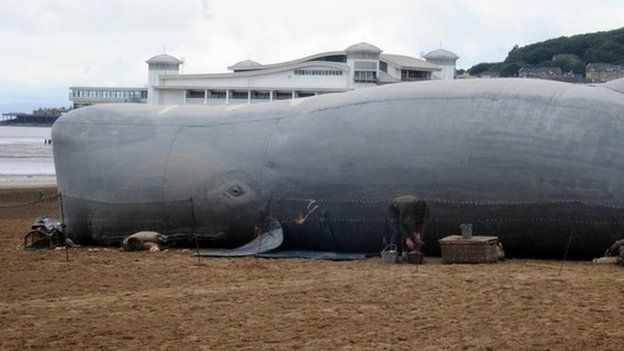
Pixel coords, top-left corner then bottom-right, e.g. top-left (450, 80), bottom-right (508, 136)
top-left (227, 185), bottom-right (245, 197)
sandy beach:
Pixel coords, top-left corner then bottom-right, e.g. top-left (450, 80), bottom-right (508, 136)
top-left (1, 187), bottom-right (623, 350)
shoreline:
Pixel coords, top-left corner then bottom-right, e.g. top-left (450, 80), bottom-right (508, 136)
top-left (0, 183), bottom-right (57, 190)
top-left (0, 123), bottom-right (55, 127)
top-left (0, 178), bottom-right (56, 189)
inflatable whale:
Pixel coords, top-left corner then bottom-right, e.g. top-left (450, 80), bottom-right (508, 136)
top-left (52, 78), bottom-right (624, 258)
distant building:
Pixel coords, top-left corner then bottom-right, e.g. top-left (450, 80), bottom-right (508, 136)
top-left (422, 49), bottom-right (459, 80)
top-left (518, 67), bottom-right (582, 83)
top-left (586, 63), bottom-right (624, 83)
top-left (69, 87), bottom-right (147, 109)
top-left (69, 43), bottom-right (459, 107)
top-left (518, 67), bottom-right (563, 79)
top-left (147, 43), bottom-right (458, 106)
top-left (1, 107), bottom-right (69, 125)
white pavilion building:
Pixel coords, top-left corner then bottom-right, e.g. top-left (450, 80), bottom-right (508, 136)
top-left (69, 43), bottom-right (459, 107)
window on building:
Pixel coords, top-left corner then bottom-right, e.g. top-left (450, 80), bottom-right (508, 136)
top-left (296, 91), bottom-right (315, 98)
top-left (294, 69), bottom-right (343, 76)
top-left (354, 61), bottom-right (377, 70)
top-left (141, 91), bottom-right (148, 99)
top-left (349, 53), bottom-right (378, 60)
top-left (209, 91), bottom-right (226, 99)
top-left (401, 70), bottom-right (429, 81)
top-left (186, 90), bottom-right (205, 99)
top-left (379, 61), bottom-right (388, 73)
top-left (354, 71), bottom-right (377, 83)
top-left (274, 91), bottom-right (292, 100)
top-left (252, 91), bottom-right (270, 100)
top-left (307, 55), bottom-right (347, 63)
top-left (231, 91), bottom-right (248, 99)
top-left (149, 63), bottom-right (178, 70)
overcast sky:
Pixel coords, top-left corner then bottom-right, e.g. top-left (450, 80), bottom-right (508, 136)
top-left (1, 0), bottom-right (623, 111)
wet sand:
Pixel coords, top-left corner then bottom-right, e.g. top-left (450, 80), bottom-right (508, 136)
top-left (1, 187), bottom-right (623, 350)
top-left (0, 126), bottom-right (55, 188)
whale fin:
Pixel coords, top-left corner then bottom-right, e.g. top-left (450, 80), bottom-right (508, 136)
top-left (197, 225), bottom-right (283, 257)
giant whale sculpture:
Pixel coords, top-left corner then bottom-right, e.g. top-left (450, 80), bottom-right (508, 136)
top-left (52, 78), bottom-right (624, 259)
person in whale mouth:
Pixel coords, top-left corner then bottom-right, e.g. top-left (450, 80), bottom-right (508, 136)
top-left (387, 195), bottom-right (429, 257)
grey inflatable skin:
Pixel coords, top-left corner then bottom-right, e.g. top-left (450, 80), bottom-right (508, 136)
top-left (52, 78), bottom-right (624, 258)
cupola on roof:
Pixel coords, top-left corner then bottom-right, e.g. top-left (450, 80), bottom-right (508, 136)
top-left (345, 42), bottom-right (382, 55)
top-left (229, 60), bottom-right (262, 70)
top-left (146, 54), bottom-right (182, 65)
top-left (423, 48), bottom-right (459, 60)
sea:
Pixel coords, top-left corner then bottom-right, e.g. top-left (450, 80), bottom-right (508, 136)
top-left (0, 126), bottom-right (56, 187)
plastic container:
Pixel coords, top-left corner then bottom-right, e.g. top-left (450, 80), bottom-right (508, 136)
top-left (381, 244), bottom-right (398, 264)
top-left (460, 223), bottom-right (473, 239)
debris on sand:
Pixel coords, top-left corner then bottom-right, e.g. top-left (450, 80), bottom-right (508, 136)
top-left (121, 231), bottom-right (167, 252)
top-left (592, 239), bottom-right (624, 266)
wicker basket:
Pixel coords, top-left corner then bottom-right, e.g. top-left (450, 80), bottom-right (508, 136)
top-left (439, 235), bottom-right (499, 264)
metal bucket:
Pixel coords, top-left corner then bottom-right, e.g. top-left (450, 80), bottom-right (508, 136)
top-left (460, 223), bottom-right (473, 239)
top-left (381, 244), bottom-right (398, 264)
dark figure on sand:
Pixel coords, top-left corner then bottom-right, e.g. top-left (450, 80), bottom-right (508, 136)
top-left (387, 195), bottom-right (429, 256)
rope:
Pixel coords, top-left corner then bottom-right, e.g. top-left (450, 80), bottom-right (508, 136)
top-left (52, 194), bottom-right (624, 211)
top-left (56, 195), bottom-right (193, 206)
top-left (12, 194), bottom-right (623, 238)
top-left (275, 216), bottom-right (624, 226)
top-left (272, 196), bottom-right (624, 211)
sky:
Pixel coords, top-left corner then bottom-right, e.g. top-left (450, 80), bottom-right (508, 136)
top-left (0, 0), bottom-right (623, 112)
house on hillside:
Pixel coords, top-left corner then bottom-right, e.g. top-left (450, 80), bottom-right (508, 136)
top-left (517, 67), bottom-right (582, 83)
top-left (518, 67), bottom-right (563, 79)
top-left (586, 63), bottom-right (624, 83)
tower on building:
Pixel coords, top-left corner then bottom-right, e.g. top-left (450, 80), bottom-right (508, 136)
top-left (146, 54), bottom-right (182, 105)
top-left (423, 49), bottom-right (459, 80)
top-left (345, 42), bottom-right (383, 88)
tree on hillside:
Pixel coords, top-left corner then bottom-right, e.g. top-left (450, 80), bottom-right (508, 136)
top-left (467, 62), bottom-right (498, 76)
top-left (467, 27), bottom-right (624, 77)
top-left (552, 57), bottom-right (585, 74)
top-left (499, 63), bottom-right (521, 77)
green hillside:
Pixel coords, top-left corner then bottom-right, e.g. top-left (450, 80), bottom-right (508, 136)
top-left (468, 27), bottom-right (624, 77)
